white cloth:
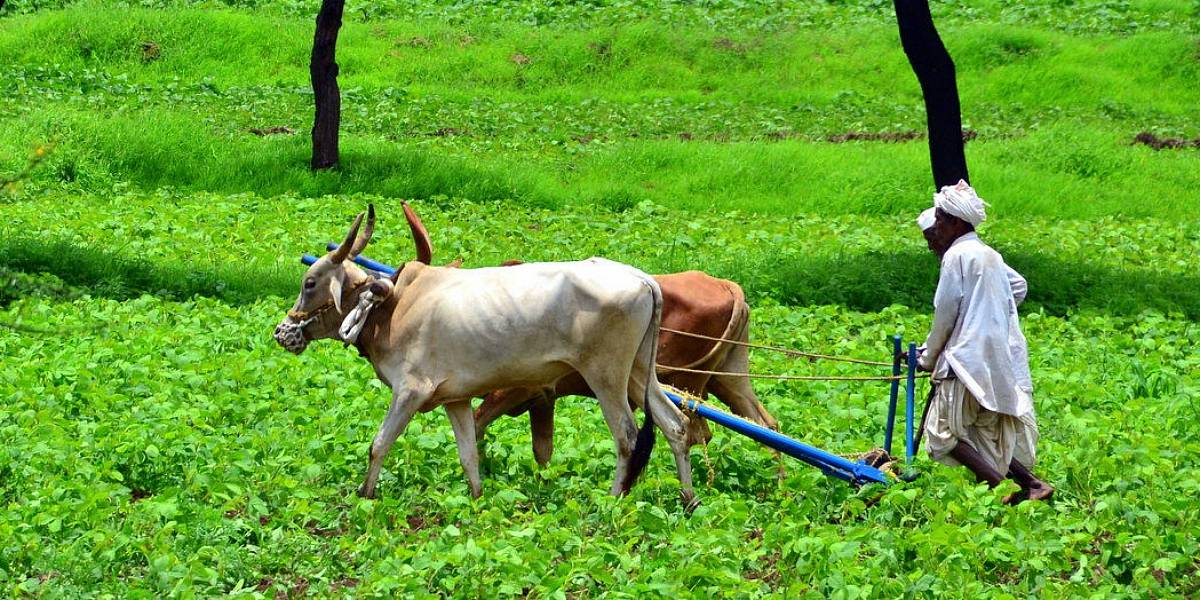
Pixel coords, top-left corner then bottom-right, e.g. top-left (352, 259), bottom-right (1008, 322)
top-left (917, 207), bottom-right (937, 231)
top-left (918, 232), bottom-right (1033, 416)
top-left (925, 378), bottom-right (1039, 471)
top-left (339, 279), bottom-right (393, 343)
top-left (934, 180), bottom-right (987, 226)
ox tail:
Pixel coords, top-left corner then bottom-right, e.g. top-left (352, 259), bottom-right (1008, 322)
top-left (622, 276), bottom-right (663, 492)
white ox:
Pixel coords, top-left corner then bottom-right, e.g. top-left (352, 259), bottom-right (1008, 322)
top-left (274, 205), bottom-right (697, 505)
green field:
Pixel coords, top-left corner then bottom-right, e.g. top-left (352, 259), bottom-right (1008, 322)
top-left (2, 0), bottom-right (1199, 596)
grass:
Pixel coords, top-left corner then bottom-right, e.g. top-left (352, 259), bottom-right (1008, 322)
top-left (3, 108), bottom-right (1200, 218)
top-left (1, 6), bottom-right (1198, 218)
top-left (3, 191), bottom-right (1198, 317)
top-left (2, 294), bottom-right (1198, 596)
top-left (2, 0), bottom-right (1200, 596)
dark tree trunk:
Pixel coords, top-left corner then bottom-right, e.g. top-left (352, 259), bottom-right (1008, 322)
top-left (893, 0), bottom-right (969, 188)
top-left (310, 0), bottom-right (345, 170)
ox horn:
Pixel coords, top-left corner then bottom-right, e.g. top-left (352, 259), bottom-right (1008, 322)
top-left (330, 210), bottom-right (365, 264)
top-left (402, 201), bottom-right (433, 264)
top-left (348, 203), bottom-right (376, 258)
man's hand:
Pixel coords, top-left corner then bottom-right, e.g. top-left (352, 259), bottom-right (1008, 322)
top-left (898, 346), bottom-right (934, 372)
top-left (896, 346), bottom-right (928, 364)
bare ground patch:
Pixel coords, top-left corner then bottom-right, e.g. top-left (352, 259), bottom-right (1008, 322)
top-left (1133, 132), bottom-right (1200, 150)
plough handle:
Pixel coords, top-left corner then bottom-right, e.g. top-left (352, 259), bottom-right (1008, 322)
top-left (905, 343), bottom-right (918, 466)
top-left (884, 335), bottom-right (902, 456)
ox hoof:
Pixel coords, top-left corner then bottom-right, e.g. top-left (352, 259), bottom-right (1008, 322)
top-left (681, 491), bottom-right (700, 514)
top-left (357, 484), bottom-right (377, 499)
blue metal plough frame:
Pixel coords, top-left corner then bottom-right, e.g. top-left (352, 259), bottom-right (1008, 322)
top-left (301, 247), bottom-right (920, 487)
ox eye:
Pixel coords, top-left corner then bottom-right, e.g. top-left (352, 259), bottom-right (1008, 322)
top-left (304, 278), bottom-right (316, 289)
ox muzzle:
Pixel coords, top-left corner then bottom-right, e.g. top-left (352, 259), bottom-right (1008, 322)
top-left (274, 302), bottom-right (333, 355)
top-left (273, 317), bottom-right (310, 355)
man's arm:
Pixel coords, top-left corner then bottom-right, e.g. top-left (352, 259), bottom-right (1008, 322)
top-left (919, 254), bottom-right (963, 371)
top-left (1006, 265), bottom-right (1027, 306)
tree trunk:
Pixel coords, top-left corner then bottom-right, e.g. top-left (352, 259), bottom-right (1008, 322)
top-left (893, 0), bottom-right (969, 188)
top-left (310, 0), bottom-right (345, 170)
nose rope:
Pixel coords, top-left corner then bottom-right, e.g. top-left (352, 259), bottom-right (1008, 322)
top-left (288, 301), bottom-right (335, 326)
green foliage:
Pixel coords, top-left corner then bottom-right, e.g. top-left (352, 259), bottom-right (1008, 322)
top-left (0, 7), bottom-right (1198, 219)
top-left (2, 191), bottom-right (1198, 317)
top-left (2, 0), bottom-right (1200, 596)
top-left (2, 296), bottom-right (1198, 596)
top-left (4, 0), bottom-right (1199, 34)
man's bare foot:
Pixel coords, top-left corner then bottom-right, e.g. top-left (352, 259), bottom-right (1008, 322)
top-left (1004, 483), bottom-right (1053, 505)
top-left (1027, 483), bottom-right (1054, 502)
top-left (1002, 490), bottom-right (1028, 505)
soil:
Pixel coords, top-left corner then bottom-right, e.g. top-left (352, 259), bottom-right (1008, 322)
top-left (249, 126), bottom-right (296, 136)
top-left (1133, 131), bottom-right (1200, 150)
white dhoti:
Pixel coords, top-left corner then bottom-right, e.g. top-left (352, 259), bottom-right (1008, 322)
top-left (925, 378), bottom-right (1039, 473)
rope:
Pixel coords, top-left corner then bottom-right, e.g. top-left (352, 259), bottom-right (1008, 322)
top-left (700, 439), bottom-right (716, 488)
top-left (659, 327), bottom-right (893, 367)
top-left (657, 364), bottom-right (930, 381)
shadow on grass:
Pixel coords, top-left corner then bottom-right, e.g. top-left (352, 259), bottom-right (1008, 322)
top-left (0, 237), bottom-right (296, 307)
top-left (716, 247), bottom-right (1200, 319)
top-left (3, 238), bottom-right (1198, 319)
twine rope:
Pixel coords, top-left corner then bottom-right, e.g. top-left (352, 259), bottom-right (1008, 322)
top-left (660, 326), bottom-right (893, 367)
top-left (657, 364), bottom-right (930, 382)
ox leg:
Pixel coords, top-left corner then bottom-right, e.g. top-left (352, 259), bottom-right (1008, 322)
top-left (474, 387), bottom-right (536, 441)
top-left (527, 395), bottom-right (556, 466)
top-left (445, 400), bottom-right (483, 499)
top-left (359, 387), bottom-right (425, 499)
top-left (473, 388), bottom-right (523, 467)
top-left (634, 376), bottom-right (697, 509)
top-left (655, 390), bottom-right (698, 510)
top-left (585, 373), bottom-right (640, 496)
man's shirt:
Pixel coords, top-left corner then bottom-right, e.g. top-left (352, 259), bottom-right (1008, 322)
top-left (919, 232), bottom-right (1033, 416)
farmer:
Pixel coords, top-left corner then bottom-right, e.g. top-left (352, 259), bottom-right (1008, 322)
top-left (915, 180), bottom-right (1053, 504)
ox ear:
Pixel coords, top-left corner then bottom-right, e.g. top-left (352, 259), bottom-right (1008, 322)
top-left (330, 211), bottom-right (365, 264)
top-left (329, 269), bottom-right (346, 313)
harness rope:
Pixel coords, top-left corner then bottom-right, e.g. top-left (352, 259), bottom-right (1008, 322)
top-left (656, 364), bottom-right (929, 382)
top-left (660, 326), bottom-right (892, 367)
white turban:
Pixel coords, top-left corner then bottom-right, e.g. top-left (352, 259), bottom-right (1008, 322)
top-left (933, 179), bottom-right (987, 226)
top-left (916, 207), bottom-right (936, 231)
